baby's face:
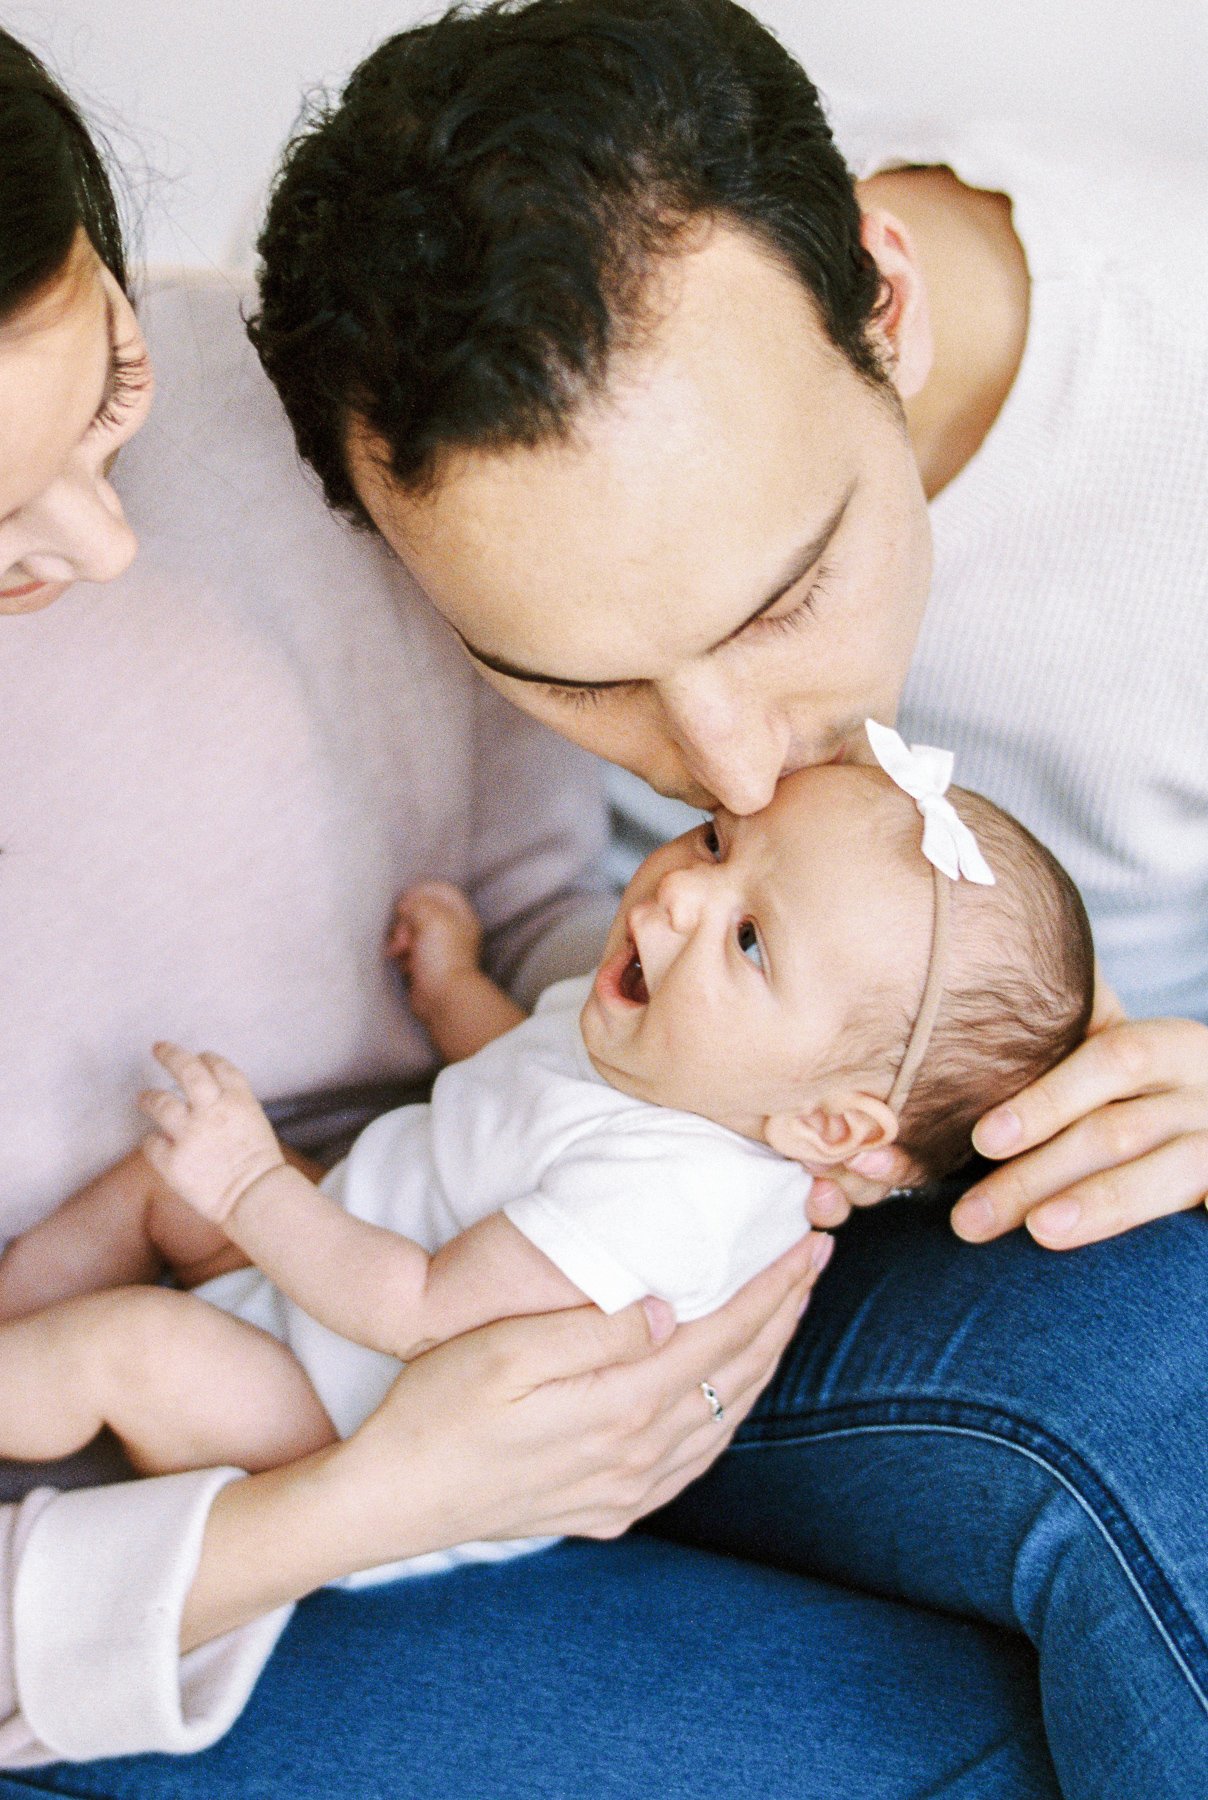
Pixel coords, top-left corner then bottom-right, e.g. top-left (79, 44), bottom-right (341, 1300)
top-left (580, 765), bottom-right (933, 1138)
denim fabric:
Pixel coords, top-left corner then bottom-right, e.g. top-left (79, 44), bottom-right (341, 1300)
top-left (11, 1197), bottom-right (1207, 1797)
top-left (2, 1536), bottom-right (1055, 1800)
top-left (655, 1196), bottom-right (1208, 1799)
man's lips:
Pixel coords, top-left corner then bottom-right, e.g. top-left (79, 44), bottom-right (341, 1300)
top-left (0, 580), bottom-right (48, 600)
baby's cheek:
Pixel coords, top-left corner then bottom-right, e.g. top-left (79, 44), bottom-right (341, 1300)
top-left (658, 1007), bottom-right (736, 1100)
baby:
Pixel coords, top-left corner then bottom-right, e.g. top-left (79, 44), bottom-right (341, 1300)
top-left (0, 725), bottom-right (1093, 1581)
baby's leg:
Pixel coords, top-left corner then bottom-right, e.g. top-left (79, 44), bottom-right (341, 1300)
top-left (0, 1140), bottom-right (326, 1323)
top-left (0, 1148), bottom-right (243, 1321)
top-left (0, 1287), bottom-right (336, 1475)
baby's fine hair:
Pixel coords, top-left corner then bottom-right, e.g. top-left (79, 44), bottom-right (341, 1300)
top-left (893, 791), bottom-right (1095, 1180)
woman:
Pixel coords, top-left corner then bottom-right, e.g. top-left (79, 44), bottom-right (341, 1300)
top-left (0, 26), bottom-right (1056, 1800)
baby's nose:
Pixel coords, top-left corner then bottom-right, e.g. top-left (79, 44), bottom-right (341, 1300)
top-left (656, 866), bottom-right (708, 933)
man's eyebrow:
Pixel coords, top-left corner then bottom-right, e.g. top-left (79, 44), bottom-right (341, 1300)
top-left (456, 482), bottom-right (856, 689)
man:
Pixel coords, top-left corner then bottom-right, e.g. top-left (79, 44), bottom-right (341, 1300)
top-left (249, 3), bottom-right (1208, 1790)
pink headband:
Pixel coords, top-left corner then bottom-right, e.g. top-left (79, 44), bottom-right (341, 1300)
top-left (886, 866), bottom-right (950, 1112)
top-left (864, 721), bottom-right (995, 1113)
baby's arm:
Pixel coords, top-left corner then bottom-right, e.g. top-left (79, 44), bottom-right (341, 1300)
top-left (142, 1045), bottom-right (586, 1362)
top-left (388, 881), bottom-right (525, 1063)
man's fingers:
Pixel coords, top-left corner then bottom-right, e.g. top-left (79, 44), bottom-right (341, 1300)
top-left (1088, 964), bottom-right (1127, 1033)
top-left (810, 1143), bottom-right (918, 1212)
top-left (1025, 1132), bottom-right (1208, 1249)
top-left (152, 1041), bottom-right (221, 1106)
top-left (973, 1019), bottom-right (1208, 1161)
top-left (956, 1092), bottom-right (1203, 1240)
top-left (805, 1180), bottom-right (852, 1227)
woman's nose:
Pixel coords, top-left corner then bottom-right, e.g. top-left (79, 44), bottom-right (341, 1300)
top-left (21, 470), bottom-right (138, 587)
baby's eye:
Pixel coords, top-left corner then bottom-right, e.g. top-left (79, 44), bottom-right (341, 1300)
top-left (702, 822), bottom-right (721, 859)
top-left (736, 920), bottom-right (764, 970)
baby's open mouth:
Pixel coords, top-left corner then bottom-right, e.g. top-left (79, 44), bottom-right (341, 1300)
top-left (618, 944), bottom-right (649, 1005)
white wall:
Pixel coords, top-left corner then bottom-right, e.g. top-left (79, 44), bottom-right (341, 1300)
top-left (6, 0), bottom-right (1207, 268)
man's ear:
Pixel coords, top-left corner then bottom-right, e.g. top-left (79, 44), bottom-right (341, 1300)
top-left (764, 1094), bottom-right (900, 1169)
top-left (858, 209), bottom-right (933, 401)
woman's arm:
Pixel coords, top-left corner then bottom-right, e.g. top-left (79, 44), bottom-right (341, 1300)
top-left (180, 1234), bottom-right (826, 1649)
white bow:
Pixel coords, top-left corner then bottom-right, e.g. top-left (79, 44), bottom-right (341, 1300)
top-left (864, 719), bottom-right (996, 886)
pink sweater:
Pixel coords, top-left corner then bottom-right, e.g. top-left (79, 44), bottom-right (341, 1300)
top-left (0, 274), bottom-right (615, 1761)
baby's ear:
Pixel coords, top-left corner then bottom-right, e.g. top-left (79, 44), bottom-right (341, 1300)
top-left (764, 1093), bottom-right (899, 1169)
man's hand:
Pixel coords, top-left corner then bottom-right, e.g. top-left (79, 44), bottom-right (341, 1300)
top-left (388, 881), bottom-right (485, 1024)
top-left (952, 1008), bottom-right (1208, 1248)
top-left (139, 1043), bottom-right (285, 1223)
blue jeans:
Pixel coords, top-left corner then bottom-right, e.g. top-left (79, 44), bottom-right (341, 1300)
top-left (8, 1199), bottom-right (1206, 1798)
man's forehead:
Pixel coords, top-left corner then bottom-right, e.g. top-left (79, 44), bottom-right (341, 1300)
top-left (351, 220), bottom-right (860, 559)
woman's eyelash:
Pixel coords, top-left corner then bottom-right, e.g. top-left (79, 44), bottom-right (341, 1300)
top-left (91, 349), bottom-right (152, 435)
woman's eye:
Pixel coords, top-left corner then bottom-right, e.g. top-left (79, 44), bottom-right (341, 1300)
top-left (89, 348), bottom-right (152, 438)
top-left (702, 822), bottom-right (721, 859)
top-left (737, 920), bottom-right (764, 970)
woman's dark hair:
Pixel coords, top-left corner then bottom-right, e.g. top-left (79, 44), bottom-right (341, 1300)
top-left (250, 0), bottom-right (889, 524)
top-left (0, 27), bottom-right (126, 321)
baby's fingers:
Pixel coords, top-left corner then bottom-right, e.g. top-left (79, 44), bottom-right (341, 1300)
top-left (198, 1051), bottom-right (256, 1098)
top-left (152, 1041), bottom-right (221, 1106)
top-left (138, 1087), bottom-right (189, 1137)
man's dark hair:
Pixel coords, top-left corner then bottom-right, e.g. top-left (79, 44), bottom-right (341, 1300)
top-left (250, 0), bottom-right (889, 523)
top-left (0, 28), bottom-right (126, 322)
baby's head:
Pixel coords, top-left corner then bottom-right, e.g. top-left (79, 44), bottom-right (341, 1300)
top-left (581, 735), bottom-right (1094, 1182)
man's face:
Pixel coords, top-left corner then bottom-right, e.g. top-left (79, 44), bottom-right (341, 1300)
top-left (349, 221), bottom-right (933, 815)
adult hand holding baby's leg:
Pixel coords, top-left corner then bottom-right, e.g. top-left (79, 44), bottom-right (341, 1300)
top-left (140, 1043), bottom-right (285, 1223)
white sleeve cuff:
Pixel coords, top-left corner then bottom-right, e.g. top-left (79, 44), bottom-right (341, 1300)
top-left (13, 1468), bottom-right (292, 1761)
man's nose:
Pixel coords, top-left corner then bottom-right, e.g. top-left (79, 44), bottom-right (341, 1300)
top-left (657, 673), bottom-right (787, 815)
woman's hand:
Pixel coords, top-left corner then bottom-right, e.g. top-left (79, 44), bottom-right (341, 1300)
top-left (951, 1010), bottom-right (1208, 1248)
top-left (342, 1231), bottom-right (831, 1558)
top-left (181, 1232), bottom-right (829, 1652)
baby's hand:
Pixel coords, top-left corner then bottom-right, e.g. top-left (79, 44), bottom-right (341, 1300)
top-left (139, 1044), bottom-right (284, 1224)
top-left (387, 881), bottom-right (484, 1022)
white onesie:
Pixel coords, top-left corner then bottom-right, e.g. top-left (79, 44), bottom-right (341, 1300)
top-left (197, 975), bottom-right (811, 1582)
